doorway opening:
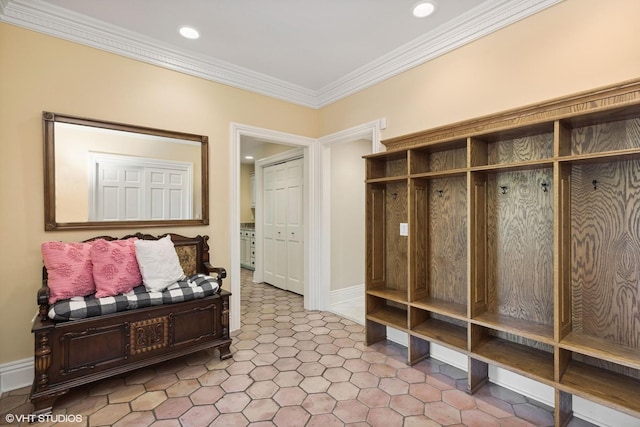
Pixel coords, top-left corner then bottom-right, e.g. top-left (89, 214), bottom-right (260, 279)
top-left (230, 123), bottom-right (316, 332)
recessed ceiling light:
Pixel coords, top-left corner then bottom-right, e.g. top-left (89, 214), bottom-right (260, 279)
top-left (245, 156), bottom-right (254, 160)
top-left (412, 1), bottom-right (437, 18)
top-left (178, 26), bottom-right (200, 39)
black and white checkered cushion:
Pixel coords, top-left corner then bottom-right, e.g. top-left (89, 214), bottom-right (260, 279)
top-left (48, 274), bottom-right (220, 321)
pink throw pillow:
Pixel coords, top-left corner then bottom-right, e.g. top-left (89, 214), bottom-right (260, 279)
top-left (41, 241), bottom-right (95, 304)
top-left (90, 238), bottom-right (142, 298)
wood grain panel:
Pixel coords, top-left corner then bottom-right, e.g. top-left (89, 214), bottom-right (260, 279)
top-left (571, 160), bottom-right (640, 349)
top-left (366, 152), bottom-right (408, 179)
top-left (470, 173), bottom-right (488, 315)
top-left (366, 185), bottom-right (386, 286)
top-left (427, 177), bottom-right (467, 306)
top-left (410, 141), bottom-right (467, 174)
top-left (486, 169), bottom-right (554, 326)
top-left (428, 147), bottom-right (467, 172)
top-left (473, 335), bottom-right (555, 383)
top-left (469, 138), bottom-right (488, 167)
top-left (385, 181), bottom-right (408, 291)
top-left (385, 157), bottom-right (408, 177)
top-left (412, 316), bottom-right (467, 350)
top-left (557, 165), bottom-right (573, 340)
top-left (560, 360), bottom-right (640, 416)
top-left (410, 180), bottom-right (428, 301)
top-left (571, 352), bottom-right (640, 380)
top-left (571, 117), bottom-right (640, 155)
top-left (487, 133), bottom-right (554, 165)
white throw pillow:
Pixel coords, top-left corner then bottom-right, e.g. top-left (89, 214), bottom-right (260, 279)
top-left (134, 235), bottom-right (185, 292)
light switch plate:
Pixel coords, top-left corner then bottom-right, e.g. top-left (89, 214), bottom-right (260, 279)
top-left (400, 223), bottom-right (408, 236)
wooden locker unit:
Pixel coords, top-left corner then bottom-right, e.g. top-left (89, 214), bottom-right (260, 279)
top-left (364, 79), bottom-right (640, 426)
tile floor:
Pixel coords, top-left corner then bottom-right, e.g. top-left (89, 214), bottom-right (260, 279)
top-left (0, 270), bottom-right (595, 426)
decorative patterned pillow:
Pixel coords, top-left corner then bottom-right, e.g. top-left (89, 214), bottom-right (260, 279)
top-left (91, 238), bottom-right (142, 298)
top-left (134, 235), bottom-right (186, 292)
top-left (41, 241), bottom-right (95, 304)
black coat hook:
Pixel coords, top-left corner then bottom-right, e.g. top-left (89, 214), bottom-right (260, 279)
top-left (541, 182), bottom-right (549, 193)
top-left (592, 179), bottom-right (599, 190)
top-left (437, 189), bottom-right (444, 198)
top-left (500, 186), bottom-right (508, 195)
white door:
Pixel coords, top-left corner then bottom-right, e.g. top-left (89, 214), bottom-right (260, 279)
top-left (96, 163), bottom-right (144, 220)
top-left (263, 164), bottom-right (277, 286)
top-left (273, 163), bottom-right (289, 290)
top-left (261, 158), bottom-right (304, 294)
top-left (146, 167), bottom-right (189, 219)
top-left (285, 159), bottom-right (304, 294)
top-left (91, 154), bottom-right (192, 221)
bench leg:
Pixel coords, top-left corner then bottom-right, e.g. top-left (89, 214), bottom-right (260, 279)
top-left (30, 388), bottom-right (68, 416)
top-left (218, 342), bottom-right (232, 360)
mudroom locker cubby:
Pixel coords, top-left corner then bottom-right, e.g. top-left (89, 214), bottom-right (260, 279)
top-left (364, 79), bottom-right (640, 426)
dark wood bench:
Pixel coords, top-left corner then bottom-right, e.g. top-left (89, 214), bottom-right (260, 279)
top-left (30, 233), bottom-right (232, 414)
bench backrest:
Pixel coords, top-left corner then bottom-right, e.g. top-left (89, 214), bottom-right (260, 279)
top-left (109, 233), bottom-right (211, 276)
top-left (41, 233), bottom-right (211, 281)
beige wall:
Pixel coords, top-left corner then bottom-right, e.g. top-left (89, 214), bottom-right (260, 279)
top-left (1, 0), bottom-right (640, 365)
top-left (240, 163), bottom-right (255, 223)
top-left (0, 23), bottom-right (317, 364)
top-left (330, 139), bottom-right (369, 291)
top-left (318, 0), bottom-right (640, 139)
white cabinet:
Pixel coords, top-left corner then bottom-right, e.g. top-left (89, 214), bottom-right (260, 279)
top-left (240, 228), bottom-right (255, 270)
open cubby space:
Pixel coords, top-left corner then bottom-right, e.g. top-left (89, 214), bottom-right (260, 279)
top-left (366, 181), bottom-right (408, 298)
top-left (471, 168), bottom-right (555, 341)
top-left (366, 150), bottom-right (408, 180)
top-left (469, 123), bottom-right (554, 168)
top-left (470, 324), bottom-right (555, 384)
top-left (559, 350), bottom-right (640, 417)
top-left (366, 294), bottom-right (408, 331)
top-left (410, 307), bottom-right (467, 352)
top-left (560, 332), bottom-right (640, 371)
top-left (561, 105), bottom-right (640, 157)
top-left (568, 158), bottom-right (640, 363)
top-left (409, 176), bottom-right (467, 318)
top-left (409, 139), bottom-right (467, 175)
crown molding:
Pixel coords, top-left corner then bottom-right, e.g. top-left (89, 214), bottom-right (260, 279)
top-left (317, 0), bottom-right (564, 106)
top-left (1, 0), bottom-right (562, 109)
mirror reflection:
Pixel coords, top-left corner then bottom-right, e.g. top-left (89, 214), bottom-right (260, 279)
top-left (44, 112), bottom-right (209, 230)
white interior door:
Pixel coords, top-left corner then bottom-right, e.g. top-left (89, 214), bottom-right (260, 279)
top-left (262, 164), bottom-right (277, 286)
top-left (91, 154), bottom-right (192, 221)
top-left (273, 163), bottom-right (289, 290)
top-left (146, 168), bottom-right (189, 219)
top-left (96, 163), bottom-right (144, 220)
top-left (261, 157), bottom-right (304, 294)
top-left (285, 158), bottom-right (304, 294)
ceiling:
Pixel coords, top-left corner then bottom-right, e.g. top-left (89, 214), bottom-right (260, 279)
top-left (1, 0), bottom-right (562, 108)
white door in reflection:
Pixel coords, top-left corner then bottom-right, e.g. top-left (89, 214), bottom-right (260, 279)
top-left (90, 153), bottom-right (192, 221)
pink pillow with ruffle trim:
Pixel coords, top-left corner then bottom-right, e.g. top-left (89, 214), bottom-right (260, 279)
top-left (41, 241), bottom-right (95, 304)
top-left (90, 238), bottom-right (142, 298)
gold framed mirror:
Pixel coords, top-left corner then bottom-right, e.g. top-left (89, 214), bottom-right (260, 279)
top-left (43, 111), bottom-right (209, 230)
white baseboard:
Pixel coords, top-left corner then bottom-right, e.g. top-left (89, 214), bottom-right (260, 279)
top-left (0, 358), bottom-right (33, 394)
top-left (330, 284), bottom-right (364, 306)
top-left (382, 325), bottom-right (639, 427)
